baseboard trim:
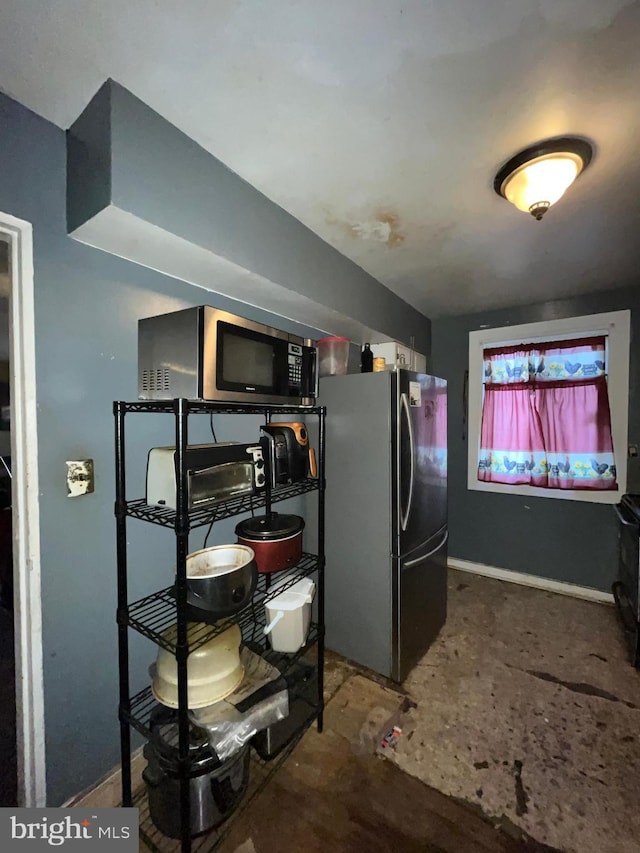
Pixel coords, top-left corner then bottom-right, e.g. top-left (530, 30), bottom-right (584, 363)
top-left (62, 747), bottom-right (145, 808)
top-left (448, 558), bottom-right (614, 605)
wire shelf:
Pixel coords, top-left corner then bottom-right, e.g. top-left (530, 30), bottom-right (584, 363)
top-left (136, 718), bottom-right (315, 853)
top-left (116, 400), bottom-right (324, 416)
top-left (124, 554), bottom-right (321, 652)
top-left (121, 637), bottom-right (321, 764)
top-left (115, 398), bottom-right (326, 852)
top-left (124, 479), bottom-right (319, 529)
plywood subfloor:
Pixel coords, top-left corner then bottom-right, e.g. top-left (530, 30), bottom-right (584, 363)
top-left (139, 569), bottom-right (639, 853)
top-left (384, 570), bottom-right (640, 853)
top-left (218, 672), bottom-right (554, 853)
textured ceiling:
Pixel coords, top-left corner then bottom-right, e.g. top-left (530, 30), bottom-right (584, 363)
top-left (1, 0), bottom-right (639, 318)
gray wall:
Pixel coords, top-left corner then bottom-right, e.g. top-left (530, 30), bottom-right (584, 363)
top-left (0, 90), bottom-right (345, 805)
top-left (68, 80), bottom-right (431, 354)
top-left (432, 286), bottom-right (639, 592)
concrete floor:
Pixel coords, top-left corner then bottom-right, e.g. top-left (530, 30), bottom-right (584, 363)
top-left (138, 570), bottom-right (640, 852)
top-left (387, 570), bottom-right (640, 853)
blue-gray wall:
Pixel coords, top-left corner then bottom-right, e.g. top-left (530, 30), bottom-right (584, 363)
top-left (0, 90), bottom-right (368, 805)
top-left (68, 80), bottom-right (431, 355)
top-left (432, 286), bottom-right (638, 592)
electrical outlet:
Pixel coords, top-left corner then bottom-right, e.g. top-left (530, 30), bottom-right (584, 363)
top-left (629, 444), bottom-right (638, 458)
top-left (66, 459), bottom-right (95, 497)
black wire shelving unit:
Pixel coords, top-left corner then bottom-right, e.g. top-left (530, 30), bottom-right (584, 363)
top-left (114, 398), bottom-right (326, 853)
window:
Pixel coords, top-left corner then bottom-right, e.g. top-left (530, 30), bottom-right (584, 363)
top-left (468, 311), bottom-right (630, 504)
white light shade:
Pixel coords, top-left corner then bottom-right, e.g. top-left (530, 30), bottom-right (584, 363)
top-left (502, 153), bottom-right (583, 215)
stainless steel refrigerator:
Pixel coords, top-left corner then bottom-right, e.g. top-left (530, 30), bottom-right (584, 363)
top-left (319, 369), bottom-right (447, 682)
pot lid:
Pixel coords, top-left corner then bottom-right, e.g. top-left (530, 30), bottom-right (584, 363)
top-left (235, 512), bottom-right (304, 541)
top-left (148, 707), bottom-right (215, 769)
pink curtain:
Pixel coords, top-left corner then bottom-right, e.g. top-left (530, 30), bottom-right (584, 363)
top-left (478, 337), bottom-right (616, 490)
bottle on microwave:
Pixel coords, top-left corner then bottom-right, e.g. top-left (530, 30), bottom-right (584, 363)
top-left (138, 306), bottom-right (317, 405)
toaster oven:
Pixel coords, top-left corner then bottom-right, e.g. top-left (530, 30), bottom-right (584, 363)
top-left (146, 443), bottom-right (266, 510)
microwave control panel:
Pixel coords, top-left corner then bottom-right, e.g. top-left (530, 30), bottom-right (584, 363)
top-left (288, 343), bottom-right (304, 389)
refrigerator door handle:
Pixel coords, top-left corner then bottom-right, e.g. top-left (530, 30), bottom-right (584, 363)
top-left (615, 503), bottom-right (638, 528)
top-left (400, 392), bottom-right (415, 532)
top-left (404, 529), bottom-right (449, 568)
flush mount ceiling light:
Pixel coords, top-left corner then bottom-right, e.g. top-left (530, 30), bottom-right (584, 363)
top-left (494, 137), bottom-right (593, 220)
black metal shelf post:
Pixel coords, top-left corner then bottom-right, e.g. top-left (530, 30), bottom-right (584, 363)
top-left (114, 398), bottom-right (326, 853)
top-left (174, 398), bottom-right (192, 853)
top-left (114, 401), bottom-right (132, 807)
top-left (317, 406), bottom-right (326, 732)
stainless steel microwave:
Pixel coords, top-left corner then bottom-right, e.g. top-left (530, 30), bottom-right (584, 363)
top-left (138, 306), bottom-right (317, 404)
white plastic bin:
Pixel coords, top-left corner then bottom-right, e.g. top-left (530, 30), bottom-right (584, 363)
top-left (263, 577), bottom-right (316, 653)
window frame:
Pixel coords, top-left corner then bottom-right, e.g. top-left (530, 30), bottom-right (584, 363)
top-left (467, 310), bottom-right (630, 504)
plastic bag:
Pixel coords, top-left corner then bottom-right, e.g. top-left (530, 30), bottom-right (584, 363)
top-left (190, 647), bottom-right (290, 761)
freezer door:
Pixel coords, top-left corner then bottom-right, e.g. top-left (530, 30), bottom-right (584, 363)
top-left (397, 372), bottom-right (448, 556)
top-left (393, 524), bottom-right (448, 682)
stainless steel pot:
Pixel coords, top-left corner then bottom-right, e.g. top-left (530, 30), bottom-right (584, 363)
top-left (143, 705), bottom-right (251, 839)
top-left (142, 742), bottom-right (250, 838)
top-left (185, 544), bottom-right (258, 617)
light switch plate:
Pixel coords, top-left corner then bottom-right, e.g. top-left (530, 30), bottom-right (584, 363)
top-left (66, 459), bottom-right (95, 497)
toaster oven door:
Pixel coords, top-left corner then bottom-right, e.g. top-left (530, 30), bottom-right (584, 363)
top-left (188, 462), bottom-right (255, 507)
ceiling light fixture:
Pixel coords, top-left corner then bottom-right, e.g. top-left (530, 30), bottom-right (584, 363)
top-left (494, 136), bottom-right (593, 220)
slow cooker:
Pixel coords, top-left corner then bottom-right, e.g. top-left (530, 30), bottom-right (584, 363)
top-left (235, 512), bottom-right (304, 574)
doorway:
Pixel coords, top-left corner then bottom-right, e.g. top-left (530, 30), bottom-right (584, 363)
top-left (0, 215), bottom-right (45, 807)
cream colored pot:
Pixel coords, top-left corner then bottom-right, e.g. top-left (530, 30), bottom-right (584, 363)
top-left (151, 621), bottom-right (243, 709)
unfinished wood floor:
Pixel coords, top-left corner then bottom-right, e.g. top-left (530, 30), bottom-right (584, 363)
top-left (140, 570), bottom-right (639, 852)
top-left (386, 570), bottom-right (640, 853)
top-left (217, 663), bottom-right (555, 853)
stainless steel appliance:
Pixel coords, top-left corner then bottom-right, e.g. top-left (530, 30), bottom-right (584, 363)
top-left (260, 422), bottom-right (316, 486)
top-left (184, 544), bottom-right (258, 618)
top-left (142, 705), bottom-right (250, 838)
top-left (138, 306), bottom-right (317, 404)
top-left (319, 370), bottom-right (448, 682)
top-left (251, 658), bottom-right (318, 760)
top-left (613, 494), bottom-right (640, 667)
top-left (235, 512), bottom-right (305, 574)
top-left (146, 442), bottom-right (266, 510)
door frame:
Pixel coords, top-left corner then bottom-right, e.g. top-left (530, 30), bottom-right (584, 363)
top-left (1, 212), bottom-right (46, 806)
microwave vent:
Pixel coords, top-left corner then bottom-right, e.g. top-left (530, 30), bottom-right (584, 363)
top-left (142, 369), bottom-right (170, 393)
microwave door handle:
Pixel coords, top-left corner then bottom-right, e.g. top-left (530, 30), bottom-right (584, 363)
top-left (400, 393), bottom-right (415, 532)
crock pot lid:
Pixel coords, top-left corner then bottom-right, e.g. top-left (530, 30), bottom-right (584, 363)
top-left (235, 513), bottom-right (304, 540)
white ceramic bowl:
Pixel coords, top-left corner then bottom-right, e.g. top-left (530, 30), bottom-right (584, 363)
top-left (151, 621), bottom-right (243, 709)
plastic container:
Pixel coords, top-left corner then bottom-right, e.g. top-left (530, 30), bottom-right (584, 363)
top-left (150, 622), bottom-right (243, 709)
top-left (264, 577), bottom-right (316, 653)
top-left (317, 336), bottom-right (350, 377)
